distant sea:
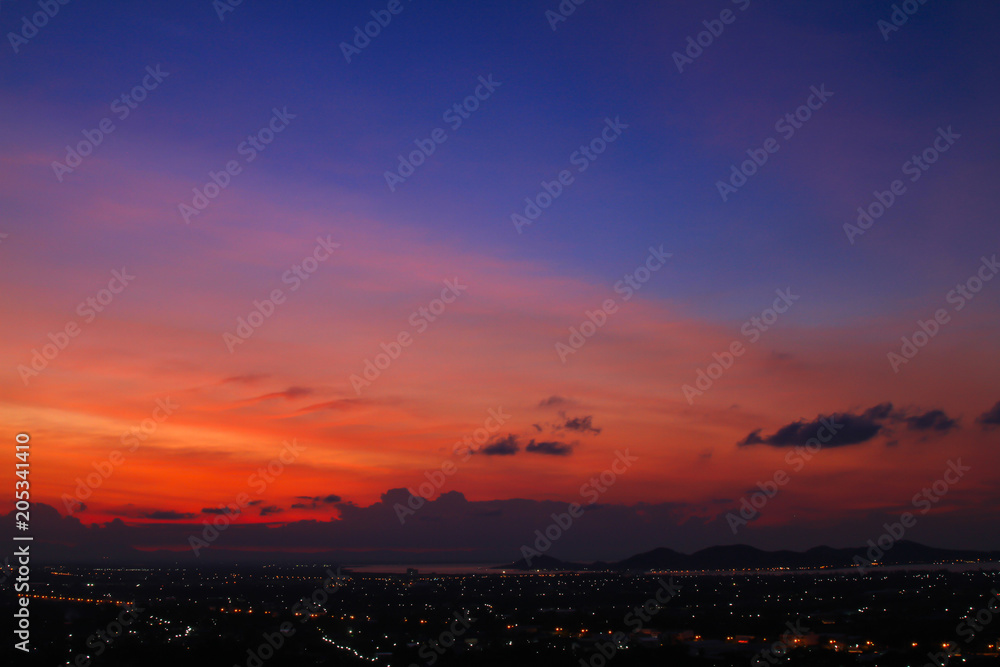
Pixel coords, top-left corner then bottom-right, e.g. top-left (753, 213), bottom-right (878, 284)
top-left (346, 563), bottom-right (503, 575)
top-left (344, 562), bottom-right (1000, 575)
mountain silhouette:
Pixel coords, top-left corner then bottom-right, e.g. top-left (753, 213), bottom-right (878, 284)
top-left (494, 541), bottom-right (1000, 572)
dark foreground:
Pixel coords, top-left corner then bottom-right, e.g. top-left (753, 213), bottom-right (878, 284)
top-left (4, 564), bottom-right (998, 666)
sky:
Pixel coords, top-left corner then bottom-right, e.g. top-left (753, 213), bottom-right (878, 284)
top-left (2, 0), bottom-right (999, 563)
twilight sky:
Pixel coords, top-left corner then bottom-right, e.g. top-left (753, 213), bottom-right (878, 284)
top-left (2, 0), bottom-right (999, 563)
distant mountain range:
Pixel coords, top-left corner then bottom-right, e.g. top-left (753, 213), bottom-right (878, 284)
top-left (493, 541), bottom-right (1000, 572)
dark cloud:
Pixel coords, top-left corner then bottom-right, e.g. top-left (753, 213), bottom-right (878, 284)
top-left (532, 411), bottom-right (601, 437)
top-left (525, 439), bottom-right (574, 456)
top-left (862, 403), bottom-right (895, 421)
top-left (259, 505), bottom-right (283, 517)
top-left (201, 508), bottom-right (230, 515)
top-left (476, 434), bottom-right (575, 456)
top-left (905, 410), bottom-right (958, 433)
top-left (8, 495), bottom-right (1000, 568)
top-left (295, 494), bottom-right (341, 503)
top-left (538, 396), bottom-right (570, 408)
top-left (254, 386), bottom-right (314, 401)
top-left (738, 430), bottom-right (765, 446)
top-left (479, 434), bottom-right (520, 456)
top-left (977, 402), bottom-right (1000, 428)
top-left (141, 510), bottom-right (196, 521)
top-left (738, 403), bottom-right (893, 448)
top-left (292, 494), bottom-right (342, 510)
top-left (247, 500), bottom-right (264, 506)
top-left (562, 415), bottom-right (601, 434)
top-left (738, 403), bottom-right (961, 448)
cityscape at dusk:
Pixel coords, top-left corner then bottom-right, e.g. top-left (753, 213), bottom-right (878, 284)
top-left (2, 0), bottom-right (999, 664)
